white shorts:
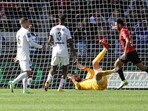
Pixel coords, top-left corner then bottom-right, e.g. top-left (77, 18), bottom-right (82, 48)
top-left (19, 60), bottom-right (31, 71)
top-left (51, 56), bottom-right (69, 66)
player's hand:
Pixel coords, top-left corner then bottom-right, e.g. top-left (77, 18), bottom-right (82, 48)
top-left (76, 62), bottom-right (85, 70)
top-left (13, 57), bottom-right (18, 63)
top-left (120, 53), bottom-right (127, 60)
top-left (112, 25), bottom-right (117, 30)
top-left (67, 74), bottom-right (73, 79)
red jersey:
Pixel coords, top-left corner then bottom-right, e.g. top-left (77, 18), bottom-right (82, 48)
top-left (119, 27), bottom-right (135, 53)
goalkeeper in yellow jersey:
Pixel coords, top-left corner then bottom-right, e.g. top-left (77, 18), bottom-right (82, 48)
top-left (67, 39), bottom-right (116, 90)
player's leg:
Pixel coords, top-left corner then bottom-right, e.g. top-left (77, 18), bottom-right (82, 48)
top-left (57, 65), bottom-right (68, 91)
top-left (45, 65), bottom-right (57, 91)
top-left (136, 63), bottom-right (148, 72)
top-left (114, 58), bottom-right (128, 89)
top-left (22, 70), bottom-right (32, 94)
top-left (96, 70), bottom-right (108, 90)
top-left (99, 69), bottom-right (116, 76)
top-left (57, 56), bottom-right (69, 91)
top-left (44, 56), bottom-right (58, 91)
top-left (130, 51), bottom-right (148, 72)
top-left (9, 60), bottom-right (32, 93)
top-left (92, 39), bottom-right (109, 70)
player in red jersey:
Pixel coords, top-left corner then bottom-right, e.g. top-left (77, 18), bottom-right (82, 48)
top-left (112, 18), bottom-right (148, 89)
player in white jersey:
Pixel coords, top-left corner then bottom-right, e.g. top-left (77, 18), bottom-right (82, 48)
top-left (44, 15), bottom-right (77, 91)
top-left (8, 18), bottom-right (43, 94)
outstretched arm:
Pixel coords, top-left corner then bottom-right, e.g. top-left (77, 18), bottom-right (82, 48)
top-left (28, 38), bottom-right (42, 48)
top-left (67, 74), bottom-right (80, 89)
top-left (26, 33), bottom-right (42, 48)
top-left (76, 62), bottom-right (95, 79)
top-left (76, 62), bottom-right (94, 74)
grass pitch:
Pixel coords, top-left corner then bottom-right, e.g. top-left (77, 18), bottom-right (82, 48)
top-left (0, 89), bottom-right (148, 111)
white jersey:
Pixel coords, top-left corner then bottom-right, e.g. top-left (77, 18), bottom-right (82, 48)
top-left (16, 27), bottom-right (42, 61)
top-left (50, 25), bottom-right (72, 57)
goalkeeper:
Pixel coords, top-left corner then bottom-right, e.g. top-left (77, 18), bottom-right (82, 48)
top-left (68, 39), bottom-right (116, 90)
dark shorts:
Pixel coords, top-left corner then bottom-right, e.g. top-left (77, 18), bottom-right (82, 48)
top-left (119, 51), bottom-right (141, 64)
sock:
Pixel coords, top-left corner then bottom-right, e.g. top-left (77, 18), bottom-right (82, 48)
top-left (22, 77), bottom-right (28, 92)
top-left (46, 73), bottom-right (53, 82)
top-left (146, 67), bottom-right (148, 73)
top-left (100, 69), bottom-right (115, 76)
top-left (12, 72), bottom-right (28, 84)
top-left (58, 78), bottom-right (65, 89)
top-left (117, 68), bottom-right (125, 81)
top-left (93, 48), bottom-right (107, 63)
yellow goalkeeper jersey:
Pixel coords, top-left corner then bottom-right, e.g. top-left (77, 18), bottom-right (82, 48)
top-left (74, 68), bottom-right (107, 90)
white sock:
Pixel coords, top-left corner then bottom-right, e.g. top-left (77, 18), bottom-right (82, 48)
top-left (58, 78), bottom-right (65, 89)
top-left (22, 77), bottom-right (28, 92)
top-left (46, 73), bottom-right (52, 82)
top-left (103, 48), bottom-right (108, 51)
top-left (12, 72), bottom-right (28, 84)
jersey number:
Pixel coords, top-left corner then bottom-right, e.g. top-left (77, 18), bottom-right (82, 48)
top-left (57, 32), bottom-right (61, 41)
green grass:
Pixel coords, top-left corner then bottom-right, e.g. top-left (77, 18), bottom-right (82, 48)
top-left (0, 89), bottom-right (148, 111)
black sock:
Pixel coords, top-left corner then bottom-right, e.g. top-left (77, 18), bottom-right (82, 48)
top-left (117, 68), bottom-right (125, 81)
top-left (146, 68), bottom-right (148, 73)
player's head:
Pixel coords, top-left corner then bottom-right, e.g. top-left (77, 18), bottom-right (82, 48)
top-left (115, 18), bottom-right (125, 31)
top-left (19, 17), bottom-right (31, 29)
top-left (59, 15), bottom-right (66, 25)
top-left (74, 74), bottom-right (82, 82)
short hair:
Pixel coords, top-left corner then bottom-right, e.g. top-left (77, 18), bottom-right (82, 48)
top-left (116, 18), bottom-right (125, 26)
top-left (59, 15), bottom-right (66, 22)
top-left (19, 17), bottom-right (28, 24)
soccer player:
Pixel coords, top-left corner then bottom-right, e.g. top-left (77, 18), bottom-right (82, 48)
top-left (44, 15), bottom-right (77, 91)
top-left (67, 40), bottom-right (116, 90)
top-left (112, 18), bottom-right (148, 89)
top-left (9, 18), bottom-right (43, 94)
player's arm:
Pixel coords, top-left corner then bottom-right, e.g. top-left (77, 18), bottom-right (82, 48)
top-left (123, 31), bottom-right (130, 54)
top-left (26, 33), bottom-right (42, 48)
top-left (67, 74), bottom-right (81, 89)
top-left (48, 35), bottom-right (54, 46)
top-left (76, 62), bottom-right (94, 79)
top-left (66, 29), bottom-right (77, 62)
top-left (67, 39), bottom-right (77, 57)
top-left (77, 62), bottom-right (94, 73)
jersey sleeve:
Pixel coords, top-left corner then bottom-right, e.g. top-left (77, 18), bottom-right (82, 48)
top-left (49, 28), bottom-right (54, 36)
top-left (121, 29), bottom-right (130, 40)
top-left (66, 29), bottom-right (72, 39)
top-left (83, 68), bottom-right (95, 79)
top-left (26, 32), bottom-right (42, 48)
top-left (26, 32), bottom-right (32, 41)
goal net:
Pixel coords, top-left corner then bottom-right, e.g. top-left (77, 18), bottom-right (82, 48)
top-left (0, 0), bottom-right (148, 89)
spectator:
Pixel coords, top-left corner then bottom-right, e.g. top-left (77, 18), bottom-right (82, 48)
top-left (74, 22), bottom-right (87, 57)
top-left (135, 20), bottom-right (148, 53)
top-left (0, 7), bottom-right (7, 20)
top-left (89, 9), bottom-right (106, 25)
top-left (107, 9), bottom-right (121, 29)
top-left (129, 0), bottom-right (148, 10)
